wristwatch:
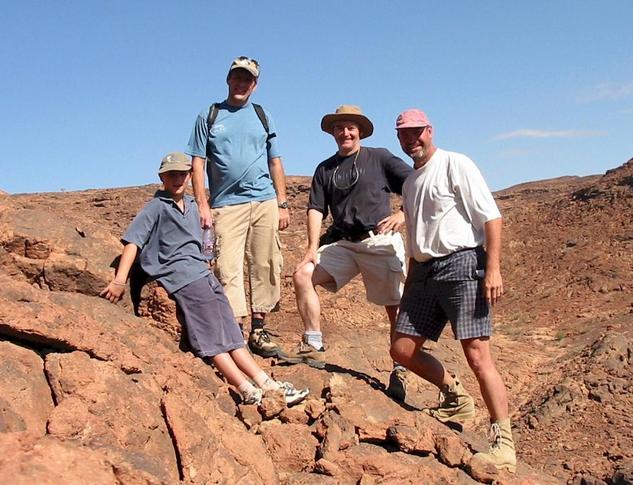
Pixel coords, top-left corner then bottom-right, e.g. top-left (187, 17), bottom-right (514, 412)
top-left (278, 201), bottom-right (289, 209)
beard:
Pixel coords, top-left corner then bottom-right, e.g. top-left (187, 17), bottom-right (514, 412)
top-left (409, 146), bottom-right (426, 162)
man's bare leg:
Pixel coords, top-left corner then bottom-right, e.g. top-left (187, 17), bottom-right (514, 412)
top-left (293, 262), bottom-right (336, 333)
top-left (461, 337), bottom-right (508, 421)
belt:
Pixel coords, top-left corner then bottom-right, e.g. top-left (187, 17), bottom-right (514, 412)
top-left (419, 246), bottom-right (481, 264)
top-left (339, 230), bottom-right (372, 243)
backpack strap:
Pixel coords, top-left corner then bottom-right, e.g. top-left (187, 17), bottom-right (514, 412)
top-left (206, 103), bottom-right (219, 132)
top-left (205, 103), bottom-right (219, 159)
top-left (253, 103), bottom-right (276, 141)
top-left (205, 103), bottom-right (275, 159)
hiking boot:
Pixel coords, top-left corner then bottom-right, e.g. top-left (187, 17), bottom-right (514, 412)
top-left (473, 418), bottom-right (517, 472)
top-left (277, 338), bottom-right (325, 369)
top-left (241, 387), bottom-right (263, 406)
top-left (422, 376), bottom-right (475, 423)
top-left (386, 367), bottom-right (407, 402)
top-left (276, 381), bottom-right (310, 406)
top-left (248, 329), bottom-right (280, 358)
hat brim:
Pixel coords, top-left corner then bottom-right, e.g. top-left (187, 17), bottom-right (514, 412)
top-left (229, 65), bottom-right (259, 78)
top-left (321, 113), bottom-right (374, 139)
top-left (396, 121), bottom-right (429, 129)
top-left (158, 163), bottom-right (192, 174)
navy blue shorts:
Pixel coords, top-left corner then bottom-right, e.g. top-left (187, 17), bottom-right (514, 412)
top-left (395, 248), bottom-right (492, 341)
top-left (171, 274), bottom-right (244, 358)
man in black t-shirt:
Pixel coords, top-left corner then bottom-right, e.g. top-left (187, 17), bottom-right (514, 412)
top-left (279, 105), bottom-right (413, 401)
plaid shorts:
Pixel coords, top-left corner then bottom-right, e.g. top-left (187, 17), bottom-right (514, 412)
top-left (395, 248), bottom-right (492, 341)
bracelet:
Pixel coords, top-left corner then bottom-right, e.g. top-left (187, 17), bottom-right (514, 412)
top-left (111, 281), bottom-right (126, 286)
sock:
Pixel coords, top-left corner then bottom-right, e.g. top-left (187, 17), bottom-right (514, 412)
top-left (252, 370), bottom-right (279, 391)
top-left (393, 362), bottom-right (406, 372)
top-left (238, 380), bottom-right (258, 398)
top-left (251, 317), bottom-right (265, 331)
top-left (304, 331), bottom-right (323, 350)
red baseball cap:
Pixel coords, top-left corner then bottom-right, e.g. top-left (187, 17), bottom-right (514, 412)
top-left (395, 109), bottom-right (431, 129)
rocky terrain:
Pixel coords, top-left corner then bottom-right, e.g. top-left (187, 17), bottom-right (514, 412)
top-left (0, 158), bottom-right (632, 484)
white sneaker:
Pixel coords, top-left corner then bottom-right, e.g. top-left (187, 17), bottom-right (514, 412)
top-left (276, 381), bottom-right (309, 406)
top-left (241, 387), bottom-right (263, 405)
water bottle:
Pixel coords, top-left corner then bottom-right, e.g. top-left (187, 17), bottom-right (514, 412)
top-left (202, 226), bottom-right (215, 260)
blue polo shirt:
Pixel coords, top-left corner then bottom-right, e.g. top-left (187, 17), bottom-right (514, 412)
top-left (122, 192), bottom-right (210, 294)
top-left (185, 101), bottom-right (280, 208)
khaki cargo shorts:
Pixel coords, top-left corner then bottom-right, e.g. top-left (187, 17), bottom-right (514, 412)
top-left (316, 231), bottom-right (406, 306)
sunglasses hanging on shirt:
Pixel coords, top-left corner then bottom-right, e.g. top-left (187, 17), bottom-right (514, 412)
top-left (331, 148), bottom-right (360, 191)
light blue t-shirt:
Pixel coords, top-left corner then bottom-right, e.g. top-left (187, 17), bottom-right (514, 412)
top-left (186, 101), bottom-right (281, 208)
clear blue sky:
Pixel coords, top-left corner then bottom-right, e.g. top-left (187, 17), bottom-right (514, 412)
top-left (2, 1), bottom-right (632, 194)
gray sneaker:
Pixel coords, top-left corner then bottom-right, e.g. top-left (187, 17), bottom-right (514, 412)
top-left (248, 329), bottom-right (280, 358)
top-left (277, 339), bottom-right (325, 369)
top-left (386, 367), bottom-right (407, 402)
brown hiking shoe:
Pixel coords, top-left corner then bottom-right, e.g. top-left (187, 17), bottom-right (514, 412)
top-left (277, 338), bottom-right (325, 369)
top-left (423, 377), bottom-right (475, 423)
top-left (386, 367), bottom-right (407, 402)
top-left (248, 329), bottom-right (280, 358)
top-left (473, 418), bottom-right (517, 472)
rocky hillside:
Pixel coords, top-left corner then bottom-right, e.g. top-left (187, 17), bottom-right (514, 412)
top-left (0, 158), bottom-right (632, 484)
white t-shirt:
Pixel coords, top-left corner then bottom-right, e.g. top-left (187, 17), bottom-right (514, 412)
top-left (402, 148), bottom-right (501, 262)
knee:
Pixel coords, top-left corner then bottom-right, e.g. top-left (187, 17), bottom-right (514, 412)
top-left (293, 263), bottom-right (315, 289)
top-left (390, 336), bottom-right (413, 365)
top-left (465, 351), bottom-right (493, 378)
top-left (389, 345), bottom-right (405, 365)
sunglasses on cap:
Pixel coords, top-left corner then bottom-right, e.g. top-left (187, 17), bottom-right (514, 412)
top-left (234, 56), bottom-right (259, 68)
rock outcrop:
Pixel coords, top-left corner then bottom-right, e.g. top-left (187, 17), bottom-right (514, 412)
top-left (2, 159), bottom-right (632, 482)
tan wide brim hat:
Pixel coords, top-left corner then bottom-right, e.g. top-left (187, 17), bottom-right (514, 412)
top-left (321, 105), bottom-right (374, 139)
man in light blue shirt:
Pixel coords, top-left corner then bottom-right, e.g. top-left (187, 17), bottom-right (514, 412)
top-left (186, 56), bottom-right (290, 358)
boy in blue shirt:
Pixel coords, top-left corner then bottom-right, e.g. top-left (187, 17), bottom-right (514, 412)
top-left (100, 152), bottom-right (308, 406)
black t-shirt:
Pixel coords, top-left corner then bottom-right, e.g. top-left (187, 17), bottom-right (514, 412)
top-left (308, 147), bottom-right (412, 235)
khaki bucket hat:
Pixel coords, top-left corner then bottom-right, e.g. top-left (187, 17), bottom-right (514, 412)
top-left (321, 105), bottom-right (374, 139)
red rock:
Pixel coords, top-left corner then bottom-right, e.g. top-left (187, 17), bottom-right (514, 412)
top-left (260, 389), bottom-right (287, 419)
top-left (387, 424), bottom-right (435, 454)
top-left (260, 421), bottom-right (319, 473)
top-left (163, 392), bottom-right (277, 483)
top-left (0, 341), bottom-right (53, 434)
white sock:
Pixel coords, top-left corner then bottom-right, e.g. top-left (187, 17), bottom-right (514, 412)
top-left (238, 380), bottom-right (258, 398)
top-left (252, 371), bottom-right (280, 391)
top-left (304, 331), bottom-right (323, 350)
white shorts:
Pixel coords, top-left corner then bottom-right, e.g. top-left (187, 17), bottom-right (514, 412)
top-left (316, 231), bottom-right (406, 306)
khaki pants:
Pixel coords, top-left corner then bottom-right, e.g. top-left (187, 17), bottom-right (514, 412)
top-left (213, 199), bottom-right (282, 317)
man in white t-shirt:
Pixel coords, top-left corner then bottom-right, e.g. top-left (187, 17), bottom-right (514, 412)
top-left (391, 109), bottom-right (516, 472)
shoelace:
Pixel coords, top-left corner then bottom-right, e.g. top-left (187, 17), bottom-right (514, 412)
top-left (488, 422), bottom-right (502, 451)
top-left (277, 381), bottom-right (297, 396)
top-left (256, 330), bottom-right (272, 343)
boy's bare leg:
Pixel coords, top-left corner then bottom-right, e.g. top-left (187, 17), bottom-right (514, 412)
top-left (228, 347), bottom-right (263, 380)
top-left (211, 352), bottom-right (250, 387)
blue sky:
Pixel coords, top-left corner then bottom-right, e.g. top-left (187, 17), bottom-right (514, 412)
top-left (2, 1), bottom-right (632, 194)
